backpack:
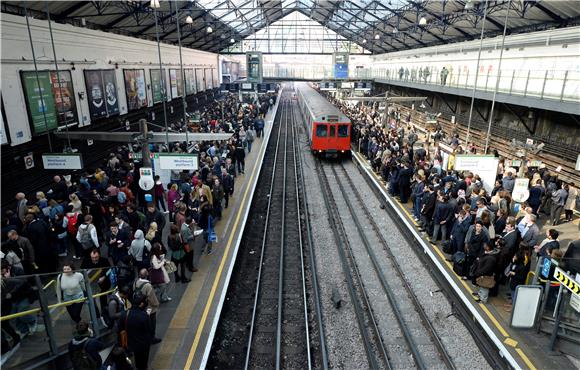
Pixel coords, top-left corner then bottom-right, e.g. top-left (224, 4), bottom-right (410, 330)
top-left (79, 225), bottom-right (95, 250)
top-left (117, 191), bottom-right (127, 205)
top-left (70, 340), bottom-right (97, 370)
top-left (66, 213), bottom-right (80, 235)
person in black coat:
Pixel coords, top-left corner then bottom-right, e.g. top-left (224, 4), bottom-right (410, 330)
top-left (505, 251), bottom-right (527, 310)
top-left (220, 168), bottom-right (234, 209)
top-left (431, 194), bottom-right (453, 244)
top-left (472, 243), bottom-right (499, 303)
top-left (419, 185), bottom-right (436, 234)
top-left (397, 162), bottom-right (414, 204)
top-left (68, 320), bottom-right (104, 369)
top-left (234, 141), bottom-right (246, 174)
top-left (119, 292), bottom-right (152, 370)
top-left (22, 214), bottom-right (56, 274)
top-left (450, 209), bottom-right (471, 254)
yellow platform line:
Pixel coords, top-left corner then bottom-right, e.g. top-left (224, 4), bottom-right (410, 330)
top-left (183, 130), bottom-right (264, 369)
top-left (516, 348), bottom-right (538, 370)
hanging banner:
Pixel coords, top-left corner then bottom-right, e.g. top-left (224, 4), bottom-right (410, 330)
top-left (185, 69), bottom-right (195, 95)
top-left (50, 71), bottom-right (78, 127)
top-left (124, 69), bottom-right (148, 110)
top-left (169, 69), bottom-right (184, 99)
top-left (84, 69), bottom-right (119, 119)
top-left (195, 69), bottom-right (204, 92)
top-left (21, 71), bottom-right (58, 134)
top-left (150, 69), bottom-right (167, 104)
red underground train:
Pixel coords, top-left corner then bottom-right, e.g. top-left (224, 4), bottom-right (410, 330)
top-left (296, 82), bottom-right (351, 157)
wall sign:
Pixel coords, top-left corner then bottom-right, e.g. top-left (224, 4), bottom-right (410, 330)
top-left (184, 69), bottom-right (195, 95)
top-left (158, 153), bottom-right (198, 170)
top-left (124, 69), bottom-right (148, 110)
top-left (42, 153), bottom-right (83, 170)
top-left (150, 69), bottom-right (167, 104)
top-left (169, 69), bottom-right (184, 99)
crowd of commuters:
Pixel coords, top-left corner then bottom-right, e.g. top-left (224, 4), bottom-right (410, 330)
top-left (330, 95), bottom-right (579, 308)
top-left (1, 90), bottom-right (277, 369)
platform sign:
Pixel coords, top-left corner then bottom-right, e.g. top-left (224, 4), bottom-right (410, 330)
top-left (453, 155), bottom-right (499, 194)
top-left (333, 53), bottom-right (349, 79)
top-left (320, 82), bottom-right (337, 91)
top-left (138, 167), bottom-right (154, 191)
top-left (246, 52), bottom-right (263, 84)
top-left (510, 285), bottom-right (543, 328)
top-left (42, 153), bottom-right (83, 170)
top-left (158, 153), bottom-right (198, 171)
top-left (241, 83), bottom-right (254, 91)
top-left (512, 178), bottom-right (530, 203)
top-left (541, 258), bottom-right (551, 278)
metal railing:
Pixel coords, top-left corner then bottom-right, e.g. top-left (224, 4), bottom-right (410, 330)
top-left (355, 66), bottom-right (580, 103)
top-left (1, 267), bottom-right (117, 369)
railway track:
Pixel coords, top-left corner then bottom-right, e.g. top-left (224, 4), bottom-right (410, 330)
top-left (210, 89), bottom-right (326, 369)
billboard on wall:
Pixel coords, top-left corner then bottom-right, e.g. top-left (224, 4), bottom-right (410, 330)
top-left (124, 69), bottom-right (148, 110)
top-left (169, 69), bottom-right (184, 99)
top-left (195, 69), bottom-right (204, 92)
top-left (184, 69), bottom-right (195, 95)
top-left (204, 69), bottom-right (212, 90)
top-left (21, 70), bottom-right (78, 134)
top-left (150, 68), bottom-right (167, 104)
top-left (333, 53), bottom-right (349, 79)
top-left (84, 69), bottom-right (119, 119)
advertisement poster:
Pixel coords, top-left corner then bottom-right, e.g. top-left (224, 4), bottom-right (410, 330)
top-left (102, 69), bottom-right (119, 115)
top-left (124, 69), bottom-right (148, 110)
top-left (184, 69), bottom-right (195, 95)
top-left (195, 69), bottom-right (204, 92)
top-left (21, 71), bottom-right (58, 134)
top-left (84, 70), bottom-right (107, 119)
top-left (169, 69), bottom-right (184, 99)
top-left (50, 71), bottom-right (78, 127)
top-left (150, 69), bottom-right (167, 104)
top-left (205, 69), bottom-right (212, 89)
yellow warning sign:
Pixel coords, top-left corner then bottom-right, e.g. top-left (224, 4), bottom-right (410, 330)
top-left (554, 267), bottom-right (580, 297)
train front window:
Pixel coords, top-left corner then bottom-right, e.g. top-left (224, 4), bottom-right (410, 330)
top-left (338, 124), bottom-right (349, 137)
top-left (316, 124), bottom-right (328, 137)
top-left (329, 125), bottom-right (336, 137)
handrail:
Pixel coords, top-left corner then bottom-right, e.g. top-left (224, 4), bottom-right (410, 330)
top-left (0, 287), bottom-right (116, 322)
top-left (43, 279), bottom-right (55, 290)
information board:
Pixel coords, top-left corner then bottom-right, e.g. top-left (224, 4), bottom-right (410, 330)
top-left (158, 153), bottom-right (198, 170)
top-left (246, 52), bottom-right (263, 83)
top-left (42, 153), bottom-right (83, 170)
top-left (150, 69), bottom-right (167, 104)
top-left (333, 53), bottom-right (349, 79)
top-left (84, 69), bottom-right (119, 119)
top-left (123, 69), bottom-right (148, 111)
top-left (453, 155), bottom-right (499, 193)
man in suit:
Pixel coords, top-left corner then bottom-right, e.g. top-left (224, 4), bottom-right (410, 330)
top-left (15, 193), bottom-right (27, 226)
top-left (520, 213), bottom-right (540, 253)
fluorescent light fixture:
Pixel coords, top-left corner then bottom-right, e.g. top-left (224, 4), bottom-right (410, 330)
top-left (419, 17), bottom-right (427, 25)
top-left (230, 38), bottom-right (235, 43)
top-left (392, 28), bottom-right (398, 34)
top-left (206, 25), bottom-right (213, 33)
top-left (185, 15), bottom-right (193, 24)
top-left (362, 39), bottom-right (367, 43)
top-left (374, 34), bottom-right (380, 40)
top-left (464, 0), bottom-right (474, 10)
top-left (150, 0), bottom-right (160, 9)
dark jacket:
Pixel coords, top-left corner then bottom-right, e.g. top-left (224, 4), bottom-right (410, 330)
top-left (68, 336), bottom-right (104, 369)
top-left (145, 209), bottom-right (166, 232)
top-left (450, 217), bottom-right (471, 253)
top-left (433, 202), bottom-right (453, 224)
top-left (473, 249), bottom-right (499, 277)
top-left (508, 261), bottom-right (527, 290)
top-left (421, 192), bottom-right (437, 217)
top-left (118, 308), bottom-right (151, 352)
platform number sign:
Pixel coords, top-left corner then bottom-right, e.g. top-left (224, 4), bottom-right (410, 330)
top-left (24, 153), bottom-right (34, 170)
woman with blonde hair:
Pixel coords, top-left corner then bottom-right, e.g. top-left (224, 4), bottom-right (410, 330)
top-left (69, 194), bottom-right (82, 213)
top-left (36, 191), bottom-right (48, 210)
top-left (145, 222), bottom-right (161, 245)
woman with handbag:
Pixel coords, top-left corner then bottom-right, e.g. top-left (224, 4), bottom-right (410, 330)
top-left (472, 243), bottom-right (499, 303)
top-left (504, 251), bottom-right (527, 311)
top-left (149, 243), bottom-right (171, 303)
top-left (168, 225), bottom-right (189, 283)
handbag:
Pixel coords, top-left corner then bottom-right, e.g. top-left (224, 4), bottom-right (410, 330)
top-left (149, 267), bottom-right (165, 285)
top-left (180, 233), bottom-right (191, 253)
top-left (476, 275), bottom-right (496, 289)
top-left (165, 261), bottom-right (177, 274)
top-left (119, 310), bottom-right (130, 348)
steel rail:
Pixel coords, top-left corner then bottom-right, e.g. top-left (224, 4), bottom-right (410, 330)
top-left (292, 91), bottom-right (329, 370)
top-left (243, 95), bottom-right (286, 370)
top-left (315, 159), bottom-right (387, 370)
top-left (289, 97), bottom-right (313, 370)
top-left (338, 163), bottom-right (457, 370)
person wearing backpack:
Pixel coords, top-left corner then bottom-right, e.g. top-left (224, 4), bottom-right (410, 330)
top-left (68, 320), bottom-right (104, 370)
top-left (65, 209), bottom-right (82, 259)
top-left (76, 215), bottom-right (99, 260)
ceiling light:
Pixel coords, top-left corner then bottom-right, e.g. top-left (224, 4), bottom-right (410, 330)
top-left (464, 0), bottom-right (474, 10)
top-left (150, 0), bottom-right (160, 9)
top-left (392, 28), bottom-right (398, 34)
top-left (206, 25), bottom-right (213, 33)
top-left (230, 38), bottom-right (235, 43)
top-left (419, 17), bottom-right (427, 25)
top-left (362, 39), bottom-right (366, 43)
top-left (185, 15), bottom-right (193, 24)
top-left (374, 34), bottom-right (380, 40)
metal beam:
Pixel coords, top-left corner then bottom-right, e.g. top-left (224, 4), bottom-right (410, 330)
top-left (533, 3), bottom-right (564, 23)
top-left (343, 96), bottom-right (427, 102)
top-left (54, 1), bottom-right (92, 20)
top-left (54, 131), bottom-right (233, 143)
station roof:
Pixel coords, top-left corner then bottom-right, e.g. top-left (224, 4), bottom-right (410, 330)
top-left (2, 0), bottom-right (579, 54)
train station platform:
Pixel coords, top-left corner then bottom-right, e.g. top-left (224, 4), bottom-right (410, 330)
top-left (350, 149), bottom-right (578, 370)
top-left (149, 92), bottom-right (281, 370)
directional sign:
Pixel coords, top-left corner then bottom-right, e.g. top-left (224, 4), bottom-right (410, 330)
top-left (541, 258), bottom-right (551, 278)
top-left (553, 267), bottom-right (580, 297)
